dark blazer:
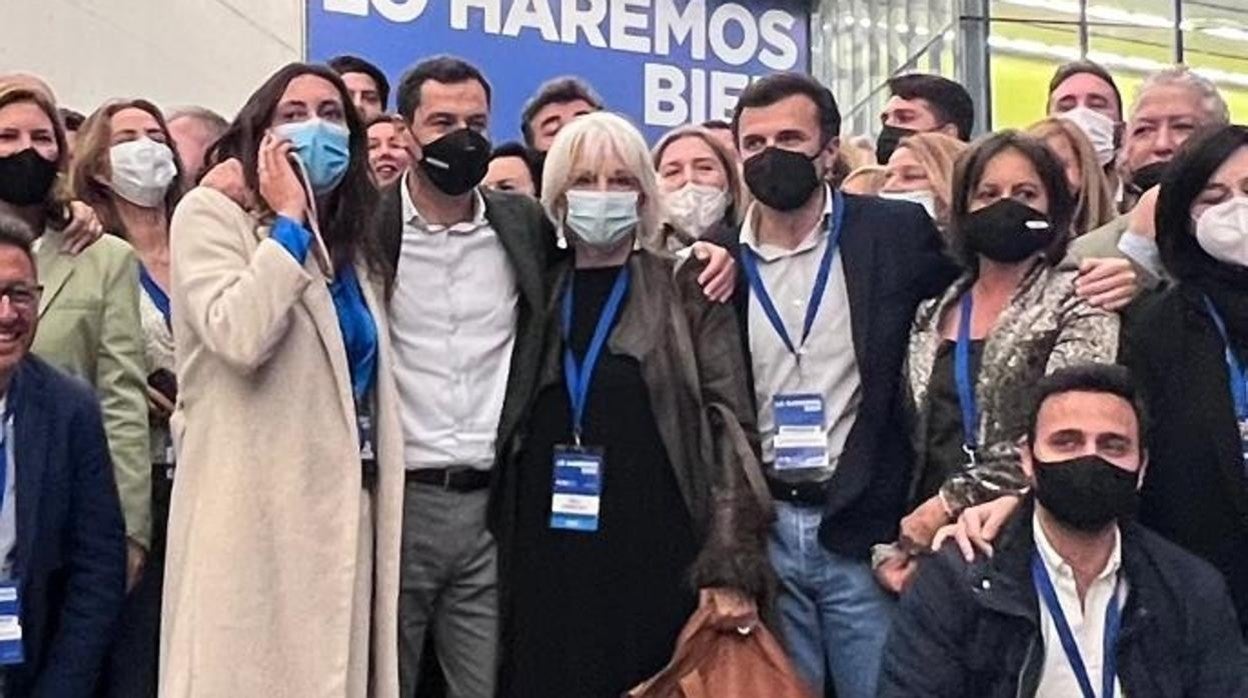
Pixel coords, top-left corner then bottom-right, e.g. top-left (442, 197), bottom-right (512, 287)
top-left (374, 184), bottom-right (556, 471)
top-left (731, 193), bottom-right (958, 558)
top-left (1122, 284), bottom-right (1248, 635)
top-left (5, 356), bottom-right (127, 697)
top-left (878, 501), bottom-right (1248, 698)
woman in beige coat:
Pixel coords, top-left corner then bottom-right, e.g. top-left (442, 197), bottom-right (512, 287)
top-left (161, 63), bottom-right (403, 697)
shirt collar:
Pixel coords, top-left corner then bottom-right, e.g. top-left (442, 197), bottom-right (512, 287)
top-left (400, 172), bottom-right (488, 234)
top-left (1032, 510), bottom-right (1123, 584)
top-left (739, 184), bottom-right (834, 262)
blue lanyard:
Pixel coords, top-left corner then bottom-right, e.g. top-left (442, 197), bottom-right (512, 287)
top-left (139, 265), bottom-right (171, 331)
top-left (1202, 295), bottom-right (1248, 420)
top-left (1032, 552), bottom-right (1121, 698)
top-left (562, 266), bottom-right (631, 446)
top-left (955, 293), bottom-right (980, 457)
top-left (740, 189), bottom-right (845, 359)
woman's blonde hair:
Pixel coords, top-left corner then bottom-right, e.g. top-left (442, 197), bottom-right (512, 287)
top-left (541, 111), bottom-right (664, 253)
top-left (892, 131), bottom-right (967, 226)
top-left (0, 78), bottom-right (71, 228)
top-left (651, 125), bottom-right (745, 226)
top-left (840, 165), bottom-right (887, 196)
top-left (1027, 117), bottom-right (1116, 235)
top-left (70, 99), bottom-right (186, 232)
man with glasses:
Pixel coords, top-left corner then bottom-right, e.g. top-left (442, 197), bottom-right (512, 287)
top-left (0, 214), bottom-right (126, 696)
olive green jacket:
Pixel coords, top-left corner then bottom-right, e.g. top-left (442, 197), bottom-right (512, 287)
top-left (32, 228), bottom-right (150, 548)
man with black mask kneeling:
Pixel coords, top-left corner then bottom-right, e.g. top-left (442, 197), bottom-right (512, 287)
top-left (879, 364), bottom-right (1248, 697)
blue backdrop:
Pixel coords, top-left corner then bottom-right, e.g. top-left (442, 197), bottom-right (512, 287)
top-left (307, 0), bottom-right (810, 143)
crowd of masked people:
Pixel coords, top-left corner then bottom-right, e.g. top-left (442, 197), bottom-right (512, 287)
top-left (0, 46), bottom-right (1247, 698)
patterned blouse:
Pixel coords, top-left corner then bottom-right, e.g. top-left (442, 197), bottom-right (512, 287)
top-left (905, 258), bottom-right (1120, 513)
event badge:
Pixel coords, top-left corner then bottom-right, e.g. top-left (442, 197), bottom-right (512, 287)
top-left (550, 446), bottom-right (604, 532)
top-left (0, 583), bottom-right (23, 665)
top-left (773, 393), bottom-right (829, 470)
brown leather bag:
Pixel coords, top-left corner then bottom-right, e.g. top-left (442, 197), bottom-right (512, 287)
top-left (626, 606), bottom-right (816, 698)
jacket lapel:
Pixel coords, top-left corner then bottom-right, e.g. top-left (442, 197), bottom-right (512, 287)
top-left (10, 362), bottom-right (48, 580)
top-left (485, 191), bottom-right (543, 315)
top-left (303, 277), bottom-right (357, 434)
top-left (839, 197), bottom-right (877, 376)
top-left (34, 230), bottom-right (74, 319)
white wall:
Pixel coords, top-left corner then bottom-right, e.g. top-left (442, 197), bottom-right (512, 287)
top-left (0, 0), bottom-right (305, 120)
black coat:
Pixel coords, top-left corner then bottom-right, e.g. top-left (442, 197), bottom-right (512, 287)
top-left (878, 501), bottom-right (1248, 698)
top-left (731, 193), bottom-right (958, 558)
top-left (1122, 284), bottom-right (1248, 635)
top-left (7, 357), bottom-right (127, 697)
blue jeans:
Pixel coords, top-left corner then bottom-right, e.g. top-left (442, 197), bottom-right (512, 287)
top-left (768, 501), bottom-right (896, 698)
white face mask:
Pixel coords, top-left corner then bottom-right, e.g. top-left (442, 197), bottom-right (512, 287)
top-left (1196, 196), bottom-right (1248, 267)
top-left (879, 189), bottom-right (937, 220)
top-left (565, 190), bottom-right (640, 249)
top-left (1059, 106), bottom-right (1117, 167)
top-left (109, 138), bottom-right (177, 208)
top-left (664, 183), bottom-right (729, 239)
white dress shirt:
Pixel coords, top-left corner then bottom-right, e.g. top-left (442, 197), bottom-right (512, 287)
top-left (740, 185), bottom-right (861, 480)
top-left (390, 177), bottom-right (519, 470)
top-left (1033, 512), bottom-right (1127, 698)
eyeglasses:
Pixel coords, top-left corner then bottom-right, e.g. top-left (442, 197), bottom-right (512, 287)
top-left (0, 284), bottom-right (43, 312)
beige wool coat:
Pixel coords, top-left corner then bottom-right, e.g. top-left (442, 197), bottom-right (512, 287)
top-left (160, 188), bottom-right (403, 698)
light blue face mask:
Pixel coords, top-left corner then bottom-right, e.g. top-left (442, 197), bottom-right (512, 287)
top-left (273, 118), bottom-right (350, 194)
top-left (564, 190), bottom-right (639, 248)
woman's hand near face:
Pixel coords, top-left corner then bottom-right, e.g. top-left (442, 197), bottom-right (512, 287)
top-left (258, 133), bottom-right (307, 223)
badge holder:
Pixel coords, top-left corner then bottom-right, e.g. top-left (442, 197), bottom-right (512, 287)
top-left (772, 393), bottom-right (830, 471)
top-left (0, 584), bottom-right (22, 665)
top-left (550, 443), bottom-right (604, 533)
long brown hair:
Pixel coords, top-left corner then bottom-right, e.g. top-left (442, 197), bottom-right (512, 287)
top-left (70, 99), bottom-right (186, 232)
top-left (205, 62), bottom-right (383, 278)
top-left (0, 79), bottom-right (72, 229)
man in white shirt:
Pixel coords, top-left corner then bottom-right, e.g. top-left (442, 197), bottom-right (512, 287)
top-left (375, 57), bottom-right (555, 698)
top-left (879, 364), bottom-right (1248, 697)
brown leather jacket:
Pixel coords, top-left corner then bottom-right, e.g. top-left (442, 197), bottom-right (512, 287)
top-left (506, 249), bottom-right (772, 599)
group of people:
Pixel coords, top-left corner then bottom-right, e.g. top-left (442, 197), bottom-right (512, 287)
top-left (0, 44), bottom-right (1246, 698)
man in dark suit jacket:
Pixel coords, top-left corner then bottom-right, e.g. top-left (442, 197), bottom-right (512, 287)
top-left (728, 73), bottom-right (959, 698)
top-left (371, 57), bottom-right (556, 698)
top-left (0, 215), bottom-right (126, 697)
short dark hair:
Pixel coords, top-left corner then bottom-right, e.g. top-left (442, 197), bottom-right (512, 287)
top-left (520, 77), bottom-right (603, 148)
top-left (1156, 124), bottom-right (1248, 282)
top-left (1049, 60), bottom-right (1123, 121)
top-left (328, 55), bottom-right (391, 110)
top-left (732, 72), bottom-right (841, 146)
top-left (396, 56), bottom-right (492, 124)
top-left (58, 107), bottom-right (84, 132)
top-left (701, 119), bottom-right (731, 132)
top-left (949, 130), bottom-right (1076, 269)
top-left (1026, 364), bottom-right (1147, 447)
top-left (888, 73), bottom-right (974, 141)
top-left (0, 214), bottom-right (36, 269)
top-left (490, 140), bottom-right (531, 163)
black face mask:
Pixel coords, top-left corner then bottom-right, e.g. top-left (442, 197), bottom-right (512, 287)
top-left (743, 147), bottom-right (821, 212)
top-left (420, 128), bottom-right (491, 196)
top-left (876, 125), bottom-right (917, 165)
top-left (1129, 161), bottom-right (1168, 194)
top-left (960, 198), bottom-right (1054, 263)
top-left (0, 148), bottom-right (58, 206)
top-left (1033, 454), bottom-right (1139, 533)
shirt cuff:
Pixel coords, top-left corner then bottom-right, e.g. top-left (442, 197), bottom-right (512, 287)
top-left (271, 215), bottom-right (312, 264)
